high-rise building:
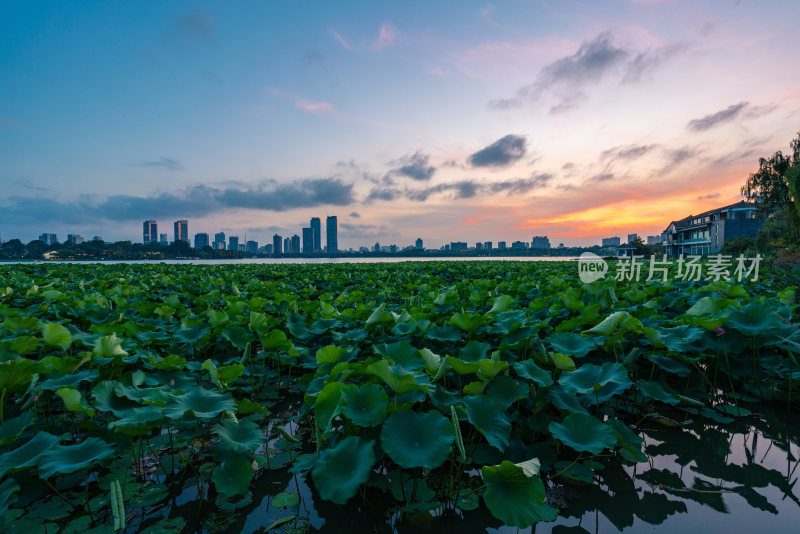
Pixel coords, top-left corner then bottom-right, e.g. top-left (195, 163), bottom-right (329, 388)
top-left (602, 236), bottom-right (621, 247)
top-left (310, 217), bottom-right (321, 253)
top-left (194, 233), bottom-right (209, 249)
top-left (511, 241), bottom-right (527, 249)
top-left (66, 234), bottom-right (84, 245)
top-left (302, 227), bottom-right (313, 253)
top-left (264, 244), bottom-right (273, 255)
top-left (214, 232), bottom-right (226, 250)
top-left (39, 233), bottom-right (57, 245)
top-left (531, 236), bottom-right (551, 249)
top-left (246, 240), bottom-right (258, 254)
top-left (450, 242), bottom-right (467, 251)
top-left (628, 233), bottom-right (639, 244)
top-left (228, 236), bottom-right (239, 251)
top-left (647, 235), bottom-right (663, 245)
top-left (476, 242), bottom-right (483, 250)
top-left (143, 220), bottom-right (157, 243)
top-left (284, 237), bottom-right (290, 254)
top-left (415, 238), bottom-right (423, 249)
top-left (173, 220), bottom-right (188, 243)
top-left (326, 216), bottom-right (338, 253)
top-left (291, 234), bottom-right (300, 254)
top-left (273, 234), bottom-right (282, 255)
top-left (238, 244), bottom-right (246, 252)
top-left (484, 241), bottom-right (492, 250)
top-left (498, 241), bottom-right (507, 250)
top-left (159, 233), bottom-right (168, 245)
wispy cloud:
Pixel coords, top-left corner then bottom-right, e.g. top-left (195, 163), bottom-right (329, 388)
top-left (12, 180), bottom-right (51, 192)
top-left (329, 28), bottom-right (353, 51)
top-left (600, 144), bottom-right (659, 162)
top-left (140, 157), bottom-right (184, 171)
top-left (374, 23), bottom-right (398, 51)
top-left (469, 134), bottom-right (527, 167)
top-left (365, 174), bottom-right (551, 204)
top-left (686, 101), bottom-right (777, 131)
top-left (295, 99), bottom-right (333, 114)
top-left (697, 193), bottom-right (721, 200)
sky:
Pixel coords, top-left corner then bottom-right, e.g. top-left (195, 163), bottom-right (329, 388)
top-left (2, 0), bottom-right (799, 249)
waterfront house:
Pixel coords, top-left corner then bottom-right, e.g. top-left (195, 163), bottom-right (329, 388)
top-left (661, 201), bottom-right (762, 257)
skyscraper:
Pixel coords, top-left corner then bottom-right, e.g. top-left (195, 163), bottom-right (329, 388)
top-left (273, 234), bottom-right (282, 255)
top-left (326, 215), bottom-right (338, 253)
top-left (173, 220), bottom-right (188, 243)
top-left (39, 233), bottom-right (57, 245)
top-left (159, 233), bottom-right (168, 245)
top-left (228, 236), bottom-right (239, 251)
top-left (310, 217), bottom-right (321, 253)
top-left (291, 234), bottom-right (300, 254)
top-left (214, 232), bottom-right (226, 250)
top-left (246, 240), bottom-right (258, 254)
top-left (415, 238), bottom-right (423, 249)
top-left (302, 227), bottom-right (313, 254)
top-left (194, 233), bottom-right (209, 249)
top-left (143, 220), bottom-right (157, 243)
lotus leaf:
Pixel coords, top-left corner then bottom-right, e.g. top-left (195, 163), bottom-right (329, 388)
top-left (482, 461), bottom-right (555, 527)
top-left (380, 410), bottom-right (454, 468)
top-left (463, 395), bottom-right (511, 451)
top-left (213, 418), bottom-right (265, 454)
top-left (311, 436), bottom-right (375, 504)
top-left (0, 431), bottom-right (63, 476)
top-left (38, 437), bottom-right (115, 478)
top-left (340, 383), bottom-right (388, 427)
top-left (41, 323), bottom-right (72, 351)
top-left (212, 453), bottom-right (254, 498)
top-left (549, 413), bottom-right (617, 454)
top-left (165, 387), bottom-right (237, 419)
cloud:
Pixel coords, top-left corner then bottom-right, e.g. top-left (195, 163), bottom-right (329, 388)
top-left (469, 134), bottom-right (527, 167)
top-left (374, 23), bottom-right (398, 51)
top-left (600, 144), bottom-right (658, 161)
top-left (366, 174), bottom-right (550, 204)
top-left (12, 180), bottom-right (51, 192)
top-left (664, 146), bottom-right (698, 165)
top-left (175, 11), bottom-right (215, 42)
top-left (697, 193), bottom-right (721, 200)
top-left (295, 99), bottom-right (333, 114)
top-left (140, 157), bottom-right (184, 171)
top-left (495, 32), bottom-right (683, 113)
top-left (349, 211), bottom-right (360, 218)
top-left (686, 101), bottom-right (777, 131)
top-left (329, 28), bottom-right (353, 51)
top-left (0, 178), bottom-right (356, 225)
top-left (687, 102), bottom-right (748, 131)
top-left (388, 151), bottom-right (436, 181)
top-left (587, 173), bottom-right (615, 183)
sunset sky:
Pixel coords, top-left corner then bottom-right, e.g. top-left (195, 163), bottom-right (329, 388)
top-left (2, 1), bottom-right (799, 248)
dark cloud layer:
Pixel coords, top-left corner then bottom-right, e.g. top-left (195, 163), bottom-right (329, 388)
top-left (366, 173), bottom-right (551, 203)
top-left (469, 134), bottom-right (527, 167)
top-left (1, 178), bottom-right (355, 225)
top-left (389, 151), bottom-right (436, 181)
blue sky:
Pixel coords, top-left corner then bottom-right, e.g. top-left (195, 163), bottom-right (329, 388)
top-left (2, 1), bottom-right (799, 248)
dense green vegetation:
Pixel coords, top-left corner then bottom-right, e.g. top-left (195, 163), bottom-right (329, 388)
top-left (0, 239), bottom-right (243, 261)
top-left (0, 261), bottom-right (798, 532)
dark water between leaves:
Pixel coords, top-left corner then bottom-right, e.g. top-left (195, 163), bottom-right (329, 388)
top-left (156, 402), bottom-right (799, 534)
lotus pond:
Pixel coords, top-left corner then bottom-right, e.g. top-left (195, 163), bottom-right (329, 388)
top-left (0, 261), bottom-right (799, 533)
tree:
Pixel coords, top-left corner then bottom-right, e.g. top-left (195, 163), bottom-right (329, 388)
top-left (741, 132), bottom-right (800, 242)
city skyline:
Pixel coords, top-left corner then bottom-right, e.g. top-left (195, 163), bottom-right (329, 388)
top-left (2, 2), bottom-right (799, 246)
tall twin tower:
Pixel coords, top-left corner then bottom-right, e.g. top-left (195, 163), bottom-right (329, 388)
top-left (302, 216), bottom-right (337, 253)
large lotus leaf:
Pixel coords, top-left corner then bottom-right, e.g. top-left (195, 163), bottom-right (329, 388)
top-left (37, 369), bottom-right (99, 391)
top-left (607, 418), bottom-right (647, 463)
top-left (549, 414), bottom-right (617, 454)
top-left (449, 312), bottom-right (484, 332)
top-left (726, 301), bottom-right (782, 337)
top-left (418, 348), bottom-right (442, 374)
top-left (311, 436), bottom-right (375, 504)
top-left (174, 324), bottom-right (212, 346)
top-left (558, 362), bottom-right (631, 402)
top-left (39, 437), bottom-right (115, 478)
top-left (548, 387), bottom-right (590, 415)
top-left (221, 327), bottom-right (250, 350)
top-left (0, 478), bottom-right (20, 528)
top-left (0, 412), bottom-right (34, 448)
top-left (108, 406), bottom-right (165, 433)
top-left (375, 341), bottom-right (423, 370)
top-left (91, 381), bottom-right (138, 416)
top-left (585, 311), bottom-right (642, 337)
top-left (93, 334), bottom-right (128, 358)
top-left (41, 323), bottom-right (72, 351)
top-left (656, 325), bottom-right (705, 353)
top-left (513, 360), bottom-right (554, 387)
top-left (486, 375), bottom-right (529, 409)
top-left (488, 295), bottom-right (516, 314)
top-left (482, 461), bottom-right (555, 528)
top-left (340, 383), bottom-right (389, 427)
top-left (0, 432), bottom-right (63, 476)
top-left (547, 333), bottom-right (600, 358)
top-left (380, 410), bottom-right (454, 468)
top-left (686, 296), bottom-right (734, 316)
top-left (165, 387), bottom-right (236, 419)
top-left (549, 352), bottom-right (576, 371)
top-left (207, 310), bottom-right (230, 329)
top-left (213, 418), bottom-right (265, 454)
top-left (463, 395), bottom-right (511, 451)
top-left (459, 340), bottom-right (491, 362)
top-left (316, 345), bottom-right (348, 364)
top-left (446, 356), bottom-right (481, 375)
top-left (314, 381), bottom-right (345, 433)
top-left (426, 325), bottom-right (462, 342)
top-left (10, 335), bottom-right (41, 355)
top-left (259, 329), bottom-right (294, 351)
top-left (636, 379), bottom-right (679, 406)
top-left (476, 359), bottom-right (509, 379)
top-left (367, 360), bottom-right (429, 394)
top-left (212, 453), bottom-right (254, 498)
top-left (114, 383), bottom-right (170, 405)
top-left (56, 387), bottom-right (96, 416)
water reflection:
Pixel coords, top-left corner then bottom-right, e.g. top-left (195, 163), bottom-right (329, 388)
top-left (169, 404), bottom-right (800, 533)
